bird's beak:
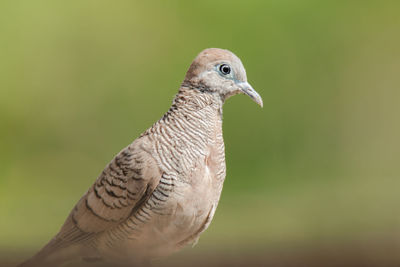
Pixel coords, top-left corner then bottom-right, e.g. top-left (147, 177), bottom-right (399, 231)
top-left (238, 82), bottom-right (263, 107)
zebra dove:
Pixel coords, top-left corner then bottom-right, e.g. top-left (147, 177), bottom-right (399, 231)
top-left (20, 48), bottom-right (263, 266)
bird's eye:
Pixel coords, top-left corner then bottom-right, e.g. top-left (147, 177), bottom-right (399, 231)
top-left (219, 64), bottom-right (231, 75)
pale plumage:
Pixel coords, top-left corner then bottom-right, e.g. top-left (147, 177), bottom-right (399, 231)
top-left (20, 48), bottom-right (262, 266)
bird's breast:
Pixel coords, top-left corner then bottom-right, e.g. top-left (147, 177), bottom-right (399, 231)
top-left (122, 108), bottom-right (226, 257)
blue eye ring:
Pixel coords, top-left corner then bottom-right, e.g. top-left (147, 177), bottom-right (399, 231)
top-left (219, 64), bottom-right (231, 75)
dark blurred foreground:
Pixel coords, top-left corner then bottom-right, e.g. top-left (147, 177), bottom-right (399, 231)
top-left (3, 237), bottom-right (400, 267)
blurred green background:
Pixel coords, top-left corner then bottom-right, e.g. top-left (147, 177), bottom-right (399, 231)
top-left (1, 0), bottom-right (400, 265)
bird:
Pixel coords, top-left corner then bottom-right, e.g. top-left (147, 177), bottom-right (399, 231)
top-left (19, 48), bottom-right (263, 266)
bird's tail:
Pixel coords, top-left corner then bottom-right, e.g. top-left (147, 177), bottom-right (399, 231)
top-left (18, 237), bottom-right (81, 267)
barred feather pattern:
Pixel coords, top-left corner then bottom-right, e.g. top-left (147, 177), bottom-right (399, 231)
top-left (90, 85), bottom-right (227, 260)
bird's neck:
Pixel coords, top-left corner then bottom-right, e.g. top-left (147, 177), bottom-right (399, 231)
top-left (141, 86), bottom-right (223, 139)
top-left (173, 84), bottom-right (224, 115)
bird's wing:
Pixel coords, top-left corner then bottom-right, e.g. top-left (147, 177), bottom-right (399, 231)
top-left (54, 139), bottom-right (161, 245)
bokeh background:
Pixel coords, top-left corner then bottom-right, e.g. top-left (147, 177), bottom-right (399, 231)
top-left (1, 1), bottom-right (399, 266)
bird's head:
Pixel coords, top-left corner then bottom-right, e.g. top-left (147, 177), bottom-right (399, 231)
top-left (183, 48), bottom-right (263, 107)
